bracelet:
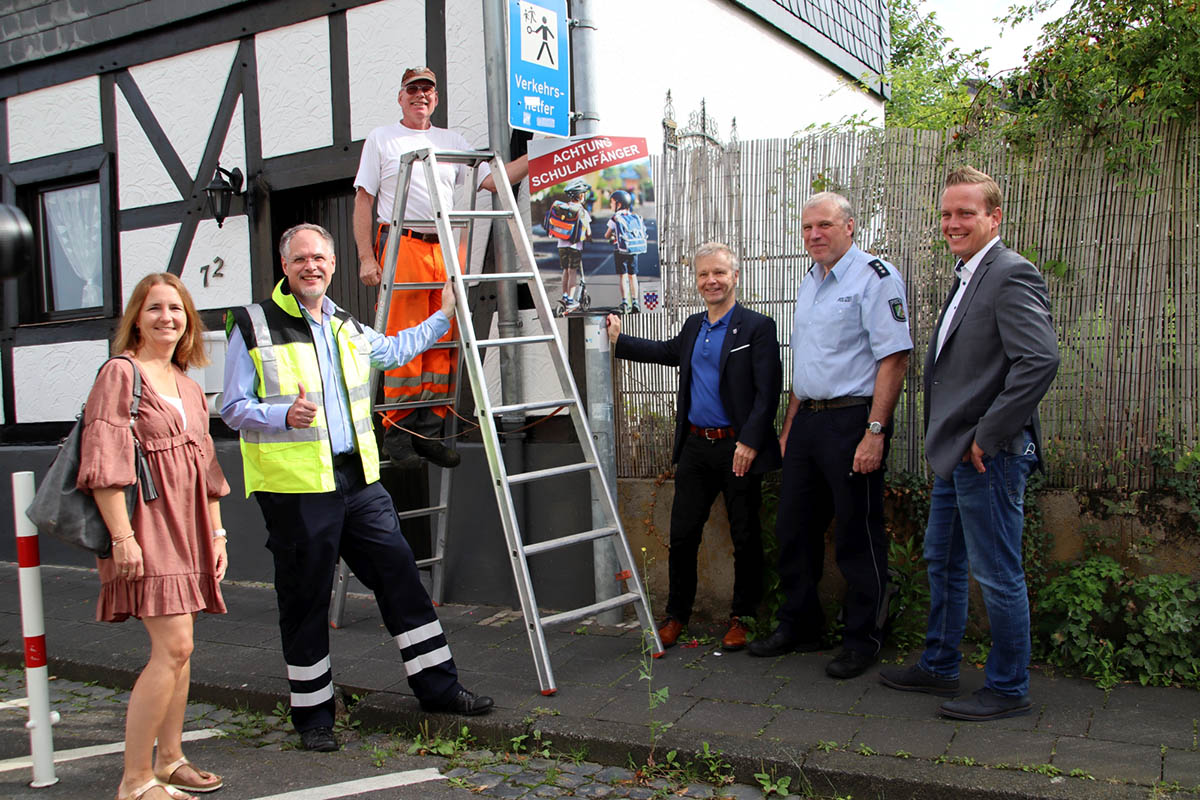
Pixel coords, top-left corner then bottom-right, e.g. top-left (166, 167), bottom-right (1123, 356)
top-left (111, 533), bottom-right (135, 545)
top-left (212, 528), bottom-right (227, 540)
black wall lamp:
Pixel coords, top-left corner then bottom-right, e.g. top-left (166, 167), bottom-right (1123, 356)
top-left (205, 164), bottom-right (244, 228)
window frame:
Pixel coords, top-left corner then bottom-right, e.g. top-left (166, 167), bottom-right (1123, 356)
top-left (7, 147), bottom-right (117, 324)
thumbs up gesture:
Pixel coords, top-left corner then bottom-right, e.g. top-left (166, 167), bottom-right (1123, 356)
top-left (287, 382), bottom-right (319, 429)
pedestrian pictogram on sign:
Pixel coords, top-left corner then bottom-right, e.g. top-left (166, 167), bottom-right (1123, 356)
top-left (521, 3), bottom-right (558, 68)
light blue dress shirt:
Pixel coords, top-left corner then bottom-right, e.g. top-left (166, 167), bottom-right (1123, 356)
top-left (221, 295), bottom-right (451, 456)
top-left (791, 243), bottom-right (913, 400)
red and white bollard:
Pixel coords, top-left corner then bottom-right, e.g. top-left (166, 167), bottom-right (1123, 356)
top-left (12, 471), bottom-right (59, 788)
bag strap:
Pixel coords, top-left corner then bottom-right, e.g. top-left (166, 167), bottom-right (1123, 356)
top-left (102, 355), bottom-right (159, 502)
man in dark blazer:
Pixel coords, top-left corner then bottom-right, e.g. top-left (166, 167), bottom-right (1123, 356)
top-left (879, 166), bottom-right (1060, 721)
top-left (606, 242), bottom-right (781, 651)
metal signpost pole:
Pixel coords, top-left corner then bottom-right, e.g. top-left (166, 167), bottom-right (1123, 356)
top-left (569, 0), bottom-right (620, 625)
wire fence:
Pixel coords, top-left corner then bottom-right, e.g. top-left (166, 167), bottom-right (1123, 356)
top-left (614, 116), bottom-right (1200, 489)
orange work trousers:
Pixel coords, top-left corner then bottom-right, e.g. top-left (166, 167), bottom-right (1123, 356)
top-left (375, 226), bottom-right (458, 427)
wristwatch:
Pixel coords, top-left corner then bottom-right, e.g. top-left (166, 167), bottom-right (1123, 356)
top-left (866, 421), bottom-right (884, 435)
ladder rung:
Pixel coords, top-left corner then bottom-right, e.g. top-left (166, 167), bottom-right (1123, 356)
top-left (397, 504), bottom-right (448, 520)
top-left (464, 272), bottom-right (537, 284)
top-left (385, 281), bottom-right (445, 290)
top-left (414, 555), bottom-right (444, 568)
top-left (475, 334), bottom-right (555, 348)
top-left (508, 461), bottom-right (596, 484)
top-left (402, 149), bottom-right (495, 165)
top-left (523, 527), bottom-right (618, 557)
top-left (540, 593), bottom-right (642, 628)
top-left (397, 210), bottom-right (512, 226)
top-left (429, 341), bottom-right (461, 350)
top-left (377, 398), bottom-right (457, 413)
top-left (491, 398), bottom-right (575, 415)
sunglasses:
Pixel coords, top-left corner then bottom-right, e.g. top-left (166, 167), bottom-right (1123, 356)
top-left (404, 83), bottom-right (436, 95)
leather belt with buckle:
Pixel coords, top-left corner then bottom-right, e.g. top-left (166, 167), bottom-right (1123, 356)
top-left (797, 396), bottom-right (871, 413)
top-left (689, 424), bottom-right (735, 440)
top-left (400, 227), bottom-right (439, 244)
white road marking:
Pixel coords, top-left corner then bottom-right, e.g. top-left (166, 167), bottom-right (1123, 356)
top-left (246, 768), bottom-right (446, 800)
top-left (0, 728), bottom-right (223, 772)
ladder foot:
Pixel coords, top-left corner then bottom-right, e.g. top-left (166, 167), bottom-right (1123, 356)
top-left (541, 688), bottom-right (557, 696)
top-left (652, 650), bottom-right (665, 659)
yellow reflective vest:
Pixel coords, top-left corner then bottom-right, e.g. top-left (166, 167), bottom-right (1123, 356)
top-left (226, 281), bottom-right (380, 495)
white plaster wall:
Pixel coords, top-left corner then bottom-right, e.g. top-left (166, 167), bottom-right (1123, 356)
top-left (13, 340), bottom-right (110, 422)
top-left (346, 0), bottom-right (425, 140)
top-left (119, 219), bottom-right (250, 312)
top-left (128, 42), bottom-right (239, 178)
top-left (219, 97), bottom-right (246, 180)
top-left (7, 77), bottom-right (102, 163)
top-left (594, 0), bottom-right (882, 150)
top-left (445, 0), bottom-right (489, 147)
top-left (257, 18), bottom-right (333, 158)
top-left (119, 224), bottom-right (180, 305)
top-left (116, 90), bottom-right (180, 208)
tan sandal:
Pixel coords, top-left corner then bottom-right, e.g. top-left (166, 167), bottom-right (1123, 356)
top-left (156, 757), bottom-right (223, 794)
top-left (116, 779), bottom-right (181, 800)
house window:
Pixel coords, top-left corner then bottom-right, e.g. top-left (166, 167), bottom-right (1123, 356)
top-left (36, 180), bottom-right (104, 314)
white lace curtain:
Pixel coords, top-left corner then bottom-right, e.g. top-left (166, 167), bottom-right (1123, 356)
top-left (43, 183), bottom-right (102, 308)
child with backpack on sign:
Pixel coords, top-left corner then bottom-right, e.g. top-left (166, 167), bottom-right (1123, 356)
top-left (544, 178), bottom-right (592, 312)
top-left (605, 190), bottom-right (648, 313)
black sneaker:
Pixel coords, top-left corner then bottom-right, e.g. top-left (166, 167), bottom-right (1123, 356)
top-left (383, 427), bottom-right (421, 469)
top-left (412, 435), bottom-right (462, 468)
top-left (878, 663), bottom-right (959, 697)
top-left (939, 688), bottom-right (1032, 721)
top-left (746, 628), bottom-right (823, 658)
top-left (299, 726), bottom-right (338, 752)
top-left (825, 648), bottom-right (876, 679)
top-left (421, 687), bottom-right (494, 716)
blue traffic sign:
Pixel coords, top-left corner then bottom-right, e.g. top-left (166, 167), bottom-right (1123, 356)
top-left (508, 0), bottom-right (570, 138)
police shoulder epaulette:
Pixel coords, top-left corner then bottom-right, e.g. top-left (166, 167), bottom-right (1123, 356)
top-left (867, 259), bottom-right (889, 279)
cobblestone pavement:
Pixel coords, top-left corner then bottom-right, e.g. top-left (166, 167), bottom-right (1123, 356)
top-left (0, 668), bottom-right (797, 799)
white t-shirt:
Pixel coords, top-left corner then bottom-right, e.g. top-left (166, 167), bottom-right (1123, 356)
top-left (353, 123), bottom-right (491, 231)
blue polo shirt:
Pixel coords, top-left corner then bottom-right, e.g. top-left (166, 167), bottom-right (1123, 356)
top-left (791, 243), bottom-right (912, 399)
top-left (688, 307), bottom-right (733, 428)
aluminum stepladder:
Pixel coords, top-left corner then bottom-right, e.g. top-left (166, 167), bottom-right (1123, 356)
top-left (337, 145), bottom-right (663, 694)
top-left (327, 157), bottom-right (479, 629)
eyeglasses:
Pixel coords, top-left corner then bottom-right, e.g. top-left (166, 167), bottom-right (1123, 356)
top-left (404, 83), bottom-right (436, 96)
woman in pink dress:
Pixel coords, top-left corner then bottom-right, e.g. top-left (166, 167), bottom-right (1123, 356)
top-left (79, 273), bottom-right (230, 800)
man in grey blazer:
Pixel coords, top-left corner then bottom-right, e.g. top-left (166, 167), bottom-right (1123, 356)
top-left (879, 167), bottom-right (1059, 721)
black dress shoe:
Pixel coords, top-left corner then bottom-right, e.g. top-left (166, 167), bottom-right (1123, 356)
top-left (825, 648), bottom-right (876, 679)
top-left (878, 663), bottom-right (959, 696)
top-left (299, 726), bottom-right (338, 752)
top-left (939, 688), bottom-right (1032, 721)
top-left (421, 687), bottom-right (494, 716)
top-left (746, 629), bottom-right (822, 658)
top-left (383, 427), bottom-right (422, 469)
top-left (412, 435), bottom-right (462, 468)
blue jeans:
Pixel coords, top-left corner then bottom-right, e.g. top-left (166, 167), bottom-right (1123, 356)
top-left (918, 437), bottom-right (1037, 696)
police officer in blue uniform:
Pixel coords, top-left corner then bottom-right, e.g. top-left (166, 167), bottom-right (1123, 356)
top-left (749, 192), bottom-right (913, 679)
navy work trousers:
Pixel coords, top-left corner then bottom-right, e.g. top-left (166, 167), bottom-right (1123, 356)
top-left (254, 457), bottom-right (458, 732)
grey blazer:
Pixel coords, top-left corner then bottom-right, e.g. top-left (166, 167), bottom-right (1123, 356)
top-left (923, 241), bottom-right (1060, 480)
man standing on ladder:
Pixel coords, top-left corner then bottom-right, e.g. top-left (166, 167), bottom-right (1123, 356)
top-left (353, 66), bottom-right (528, 468)
top-left (222, 224), bottom-right (494, 754)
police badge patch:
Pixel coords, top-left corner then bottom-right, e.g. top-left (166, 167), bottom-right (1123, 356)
top-left (889, 298), bottom-right (906, 322)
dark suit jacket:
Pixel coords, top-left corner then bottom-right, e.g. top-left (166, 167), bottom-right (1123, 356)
top-left (924, 241), bottom-right (1060, 480)
top-left (615, 302), bottom-right (782, 474)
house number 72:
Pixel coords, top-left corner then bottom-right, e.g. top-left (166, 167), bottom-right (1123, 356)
top-left (201, 257), bottom-right (225, 288)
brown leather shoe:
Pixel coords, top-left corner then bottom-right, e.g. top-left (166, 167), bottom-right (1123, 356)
top-left (658, 618), bottom-right (684, 648)
top-left (722, 617), bottom-right (750, 651)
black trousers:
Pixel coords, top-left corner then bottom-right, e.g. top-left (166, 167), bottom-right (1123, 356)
top-left (775, 404), bottom-right (889, 655)
top-left (666, 434), bottom-right (764, 623)
top-left (254, 457), bottom-right (458, 732)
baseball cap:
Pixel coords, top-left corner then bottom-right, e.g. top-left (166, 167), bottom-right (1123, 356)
top-left (401, 67), bottom-right (437, 88)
